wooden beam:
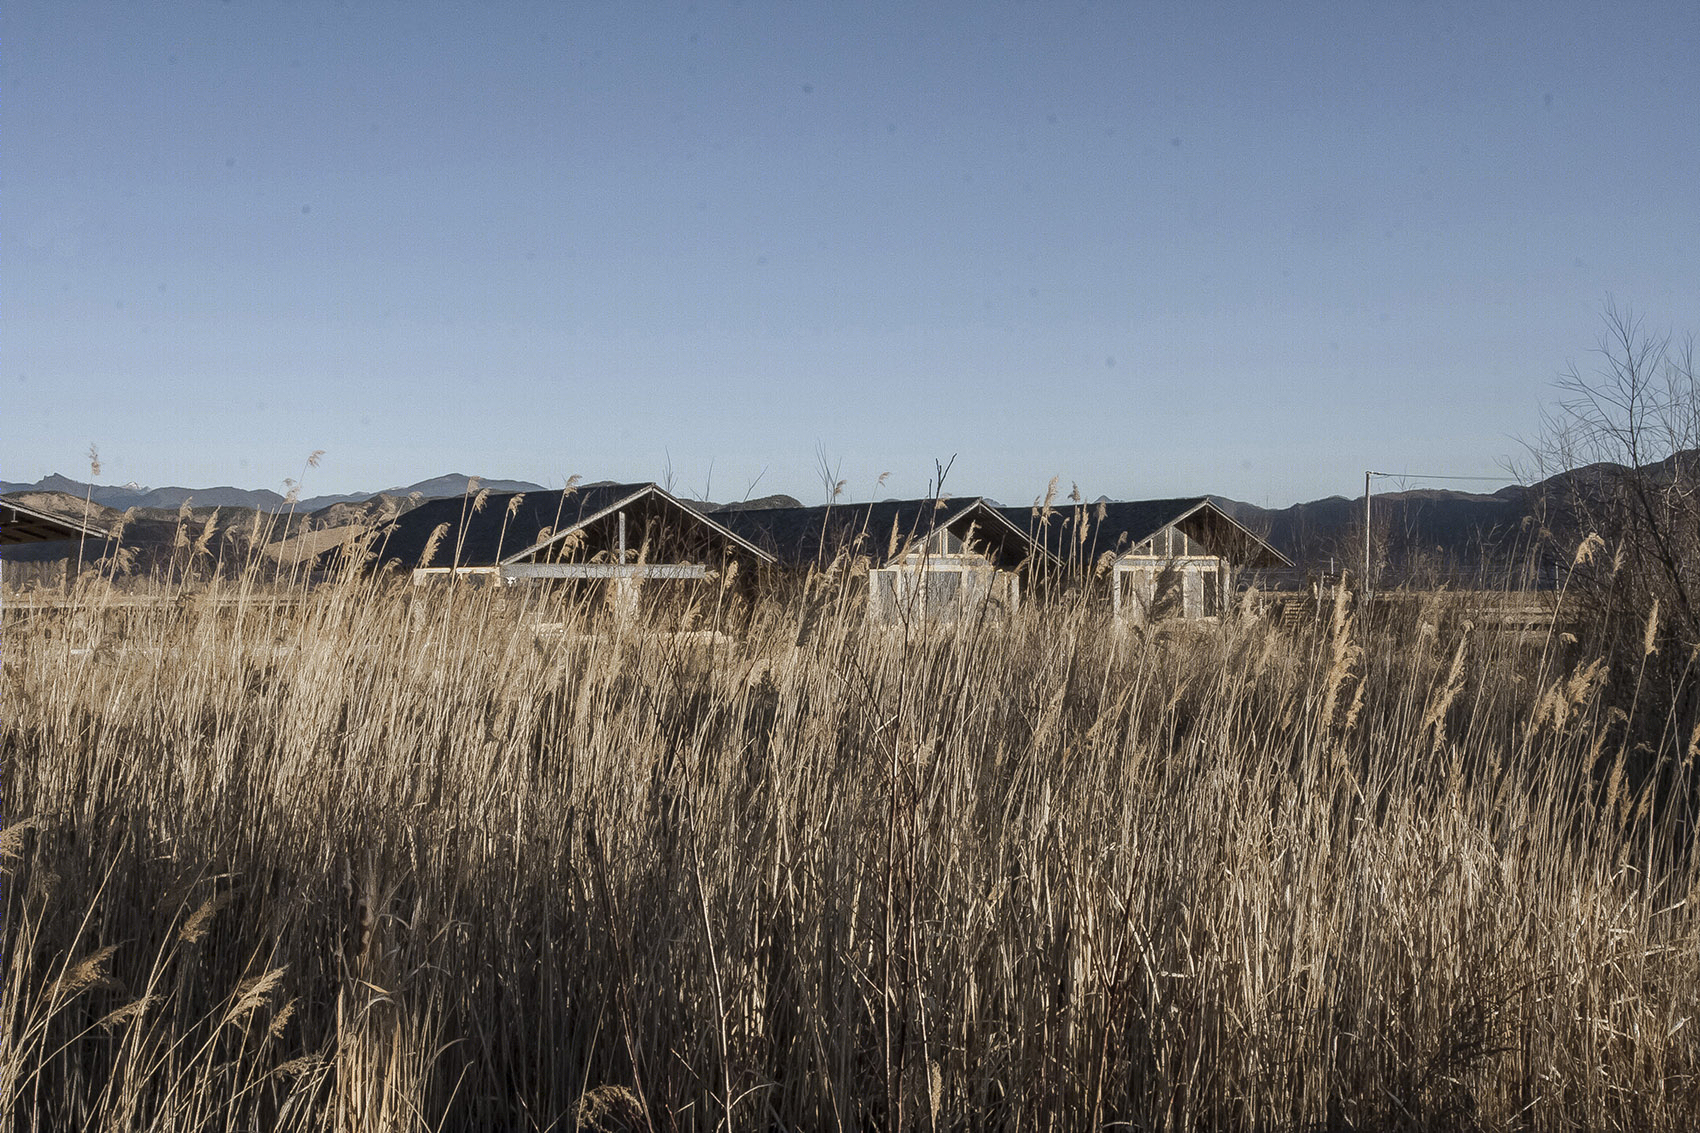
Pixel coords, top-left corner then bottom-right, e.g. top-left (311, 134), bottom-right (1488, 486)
top-left (412, 566), bottom-right (500, 586)
top-left (501, 563), bottom-right (708, 581)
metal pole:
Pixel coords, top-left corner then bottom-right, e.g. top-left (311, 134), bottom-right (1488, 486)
top-left (1363, 471), bottom-right (1372, 598)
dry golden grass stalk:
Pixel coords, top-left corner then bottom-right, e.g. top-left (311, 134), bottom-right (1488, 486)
top-left (417, 522), bottom-right (451, 568)
top-left (1, 564), bottom-right (1695, 1130)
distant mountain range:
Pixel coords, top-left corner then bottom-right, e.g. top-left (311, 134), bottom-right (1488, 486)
top-left (0, 472), bottom-right (813, 515)
top-left (1213, 485), bottom-right (1532, 579)
top-left (0, 472), bottom-right (551, 513)
top-left (0, 473), bottom-right (811, 566)
top-left (7, 455), bottom-right (1694, 579)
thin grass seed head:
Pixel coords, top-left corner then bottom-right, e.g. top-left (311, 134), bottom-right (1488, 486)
top-left (96, 995), bottom-right (159, 1032)
top-left (104, 545), bottom-right (138, 575)
top-left (222, 967), bottom-right (287, 1028)
top-left (471, 488), bottom-right (491, 515)
top-left (106, 507), bottom-right (134, 545)
top-left (55, 945), bottom-right (120, 999)
top-left (1319, 585), bottom-right (1360, 733)
top-left (1421, 637), bottom-right (1470, 749)
top-left (267, 996), bottom-right (299, 1039)
top-left (88, 444), bottom-right (102, 478)
top-left (180, 891), bottom-right (231, 944)
top-left (1041, 476), bottom-right (1059, 518)
top-left (0, 816), bottom-right (35, 869)
top-left (1543, 657), bottom-right (1607, 731)
top-left (418, 523), bottom-right (451, 568)
top-left (192, 510), bottom-right (220, 557)
top-left (1643, 597), bottom-right (1661, 656)
top-left (335, 526), bottom-right (378, 571)
top-left (274, 1054), bottom-right (324, 1078)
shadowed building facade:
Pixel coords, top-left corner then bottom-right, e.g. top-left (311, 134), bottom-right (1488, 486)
top-left (360, 483), bottom-right (774, 610)
top-left (2, 497), bottom-right (114, 589)
top-left (721, 497), bottom-right (1058, 623)
top-left (999, 497), bottom-right (1290, 622)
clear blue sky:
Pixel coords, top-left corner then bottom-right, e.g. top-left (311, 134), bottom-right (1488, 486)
top-left (7, 1), bottom-right (1697, 507)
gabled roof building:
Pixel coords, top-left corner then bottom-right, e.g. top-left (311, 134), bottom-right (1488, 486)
top-left (721, 497), bottom-right (1058, 623)
top-left (2, 498), bottom-right (111, 546)
top-left (999, 497), bottom-right (1290, 622)
top-left (366, 483), bottom-right (774, 587)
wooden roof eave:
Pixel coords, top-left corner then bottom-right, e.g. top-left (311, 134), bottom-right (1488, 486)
top-left (1166, 498), bottom-right (1293, 569)
top-left (1, 499), bottom-right (112, 545)
top-left (879, 498), bottom-right (1063, 572)
top-left (965, 501), bottom-right (1066, 571)
top-left (498, 483), bottom-right (777, 567)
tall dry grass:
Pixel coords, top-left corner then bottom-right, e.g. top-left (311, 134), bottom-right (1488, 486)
top-left (3, 554), bottom-right (1697, 1131)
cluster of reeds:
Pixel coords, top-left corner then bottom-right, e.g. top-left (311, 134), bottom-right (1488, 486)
top-left (3, 553), bottom-right (1697, 1131)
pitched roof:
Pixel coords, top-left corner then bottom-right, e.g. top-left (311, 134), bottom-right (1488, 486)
top-left (2, 497), bottom-right (112, 545)
top-left (366, 483), bottom-right (773, 570)
top-left (997, 497), bottom-right (1291, 568)
top-left (718, 497), bottom-right (1058, 569)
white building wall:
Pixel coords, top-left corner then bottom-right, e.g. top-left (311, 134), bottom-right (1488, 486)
top-left (1112, 555), bottom-right (1228, 623)
top-left (868, 554), bottom-right (1020, 624)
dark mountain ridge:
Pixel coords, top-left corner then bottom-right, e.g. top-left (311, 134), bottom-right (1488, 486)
top-left (9, 453), bottom-right (1693, 581)
top-left (0, 473), bottom-right (549, 513)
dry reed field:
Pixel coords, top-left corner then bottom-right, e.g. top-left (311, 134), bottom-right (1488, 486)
top-left (4, 552), bottom-right (1699, 1131)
